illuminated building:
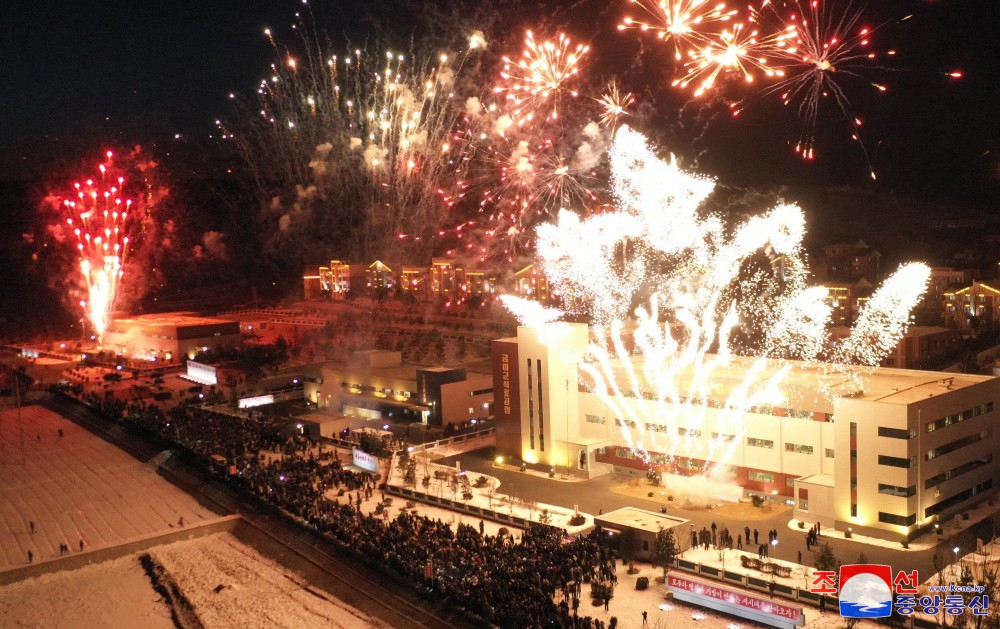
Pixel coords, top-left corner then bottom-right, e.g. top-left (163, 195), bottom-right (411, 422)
top-left (303, 350), bottom-right (493, 427)
top-left (514, 263), bottom-right (554, 304)
top-left (103, 313), bottom-right (241, 361)
top-left (944, 280), bottom-right (1000, 334)
top-left (366, 260), bottom-right (395, 292)
top-left (401, 266), bottom-right (426, 300)
top-left (819, 240), bottom-right (881, 283)
top-left (492, 324), bottom-right (1000, 540)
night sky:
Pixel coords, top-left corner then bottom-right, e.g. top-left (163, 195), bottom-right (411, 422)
top-left (2, 0), bottom-right (999, 202)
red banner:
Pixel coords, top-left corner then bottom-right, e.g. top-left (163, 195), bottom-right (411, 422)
top-left (668, 574), bottom-right (803, 622)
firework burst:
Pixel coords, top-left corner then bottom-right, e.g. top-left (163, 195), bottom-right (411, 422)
top-left (619, 0), bottom-right (738, 60)
top-left (596, 82), bottom-right (636, 131)
top-left (673, 21), bottom-right (794, 97)
top-left (739, 0), bottom-right (901, 176)
top-left (62, 152), bottom-right (134, 343)
top-left (494, 31), bottom-right (590, 122)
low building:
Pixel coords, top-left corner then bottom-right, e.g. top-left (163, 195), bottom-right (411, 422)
top-left (594, 507), bottom-right (691, 561)
top-left (302, 350), bottom-right (493, 428)
top-left (103, 313), bottom-right (241, 361)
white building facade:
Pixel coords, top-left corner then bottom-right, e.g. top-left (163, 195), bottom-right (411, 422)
top-left (492, 324), bottom-right (1000, 540)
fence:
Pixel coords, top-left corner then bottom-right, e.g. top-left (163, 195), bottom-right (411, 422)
top-left (673, 556), bottom-right (837, 609)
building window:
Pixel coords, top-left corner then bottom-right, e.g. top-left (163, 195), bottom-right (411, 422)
top-left (878, 512), bottom-right (917, 527)
top-left (851, 503), bottom-right (857, 517)
top-left (878, 484), bottom-right (917, 498)
top-left (678, 427), bottom-right (702, 438)
top-left (748, 471), bottom-right (775, 483)
top-left (747, 438), bottom-right (774, 449)
top-left (926, 431), bottom-right (988, 461)
top-left (925, 454), bottom-right (993, 489)
top-left (825, 448), bottom-right (835, 458)
top-left (878, 426), bottom-right (915, 439)
top-left (878, 455), bottom-right (916, 468)
top-left (711, 432), bottom-right (736, 443)
top-left (925, 480), bottom-right (993, 518)
top-left (585, 414), bottom-right (606, 424)
top-left (784, 443), bottom-right (814, 455)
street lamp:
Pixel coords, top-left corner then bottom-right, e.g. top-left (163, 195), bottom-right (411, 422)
top-left (771, 538), bottom-right (778, 561)
top-left (953, 546), bottom-right (960, 578)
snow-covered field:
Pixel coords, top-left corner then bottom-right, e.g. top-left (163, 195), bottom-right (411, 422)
top-left (0, 553), bottom-right (175, 629)
top-left (148, 533), bottom-right (390, 629)
top-left (0, 406), bottom-right (391, 628)
top-left (0, 533), bottom-right (391, 629)
top-left (0, 405), bottom-right (216, 569)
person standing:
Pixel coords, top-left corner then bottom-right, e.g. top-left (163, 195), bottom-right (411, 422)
top-left (29, 521), bottom-right (35, 534)
top-left (642, 610), bottom-right (648, 625)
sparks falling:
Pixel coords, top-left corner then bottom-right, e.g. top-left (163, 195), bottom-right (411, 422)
top-left (62, 152), bottom-right (134, 343)
top-left (505, 127), bottom-right (928, 480)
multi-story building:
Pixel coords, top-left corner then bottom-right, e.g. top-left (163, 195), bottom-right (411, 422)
top-left (915, 267), bottom-right (973, 326)
top-left (401, 266), bottom-right (426, 300)
top-left (319, 260), bottom-right (361, 298)
top-left (819, 279), bottom-right (873, 326)
top-left (431, 258), bottom-right (459, 300)
top-left (944, 280), bottom-right (1000, 334)
top-left (514, 263), bottom-right (555, 305)
top-left (492, 324), bottom-right (1000, 540)
top-left (366, 260), bottom-right (396, 293)
top-left (819, 240), bottom-right (881, 283)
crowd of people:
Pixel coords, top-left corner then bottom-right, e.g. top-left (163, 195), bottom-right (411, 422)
top-left (75, 391), bottom-right (617, 628)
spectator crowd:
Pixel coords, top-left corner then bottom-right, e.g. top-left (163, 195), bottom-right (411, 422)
top-left (76, 391), bottom-right (617, 628)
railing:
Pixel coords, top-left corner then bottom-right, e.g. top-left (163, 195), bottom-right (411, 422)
top-left (404, 427), bottom-right (494, 454)
top-left (673, 556), bottom-right (838, 609)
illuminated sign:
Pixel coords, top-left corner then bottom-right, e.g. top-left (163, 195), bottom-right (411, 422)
top-left (352, 448), bottom-right (379, 473)
top-left (667, 574), bottom-right (803, 629)
top-left (501, 353), bottom-right (511, 415)
top-left (186, 360), bottom-right (218, 386)
top-left (238, 394), bottom-right (274, 408)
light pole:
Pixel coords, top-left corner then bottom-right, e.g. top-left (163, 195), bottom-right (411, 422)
top-left (771, 539), bottom-right (778, 562)
top-left (953, 546), bottom-right (960, 579)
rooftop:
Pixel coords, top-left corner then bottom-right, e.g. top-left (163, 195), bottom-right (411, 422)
top-left (595, 507), bottom-right (689, 534)
top-left (112, 312), bottom-right (236, 328)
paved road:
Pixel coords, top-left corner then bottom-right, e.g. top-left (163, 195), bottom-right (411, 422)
top-left (441, 447), bottom-right (998, 579)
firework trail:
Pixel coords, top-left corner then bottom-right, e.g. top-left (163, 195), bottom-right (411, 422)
top-left (505, 127), bottom-right (928, 480)
top-left (223, 17), bottom-right (484, 264)
top-left (62, 152), bottom-right (134, 343)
